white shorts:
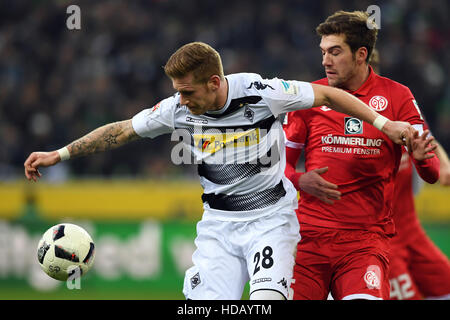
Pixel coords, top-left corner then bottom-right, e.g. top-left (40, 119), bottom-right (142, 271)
top-left (182, 210), bottom-right (300, 300)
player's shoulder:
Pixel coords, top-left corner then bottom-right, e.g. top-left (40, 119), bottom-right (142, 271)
top-left (150, 92), bottom-right (185, 116)
top-left (227, 72), bottom-right (262, 79)
top-left (373, 73), bottom-right (412, 96)
top-left (227, 72), bottom-right (263, 85)
top-left (160, 92), bottom-right (181, 107)
top-left (311, 77), bottom-right (329, 85)
top-left (227, 72), bottom-right (280, 99)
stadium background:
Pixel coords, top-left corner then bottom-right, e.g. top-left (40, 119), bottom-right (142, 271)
top-left (0, 0), bottom-right (449, 299)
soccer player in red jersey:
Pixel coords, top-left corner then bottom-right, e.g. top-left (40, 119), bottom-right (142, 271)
top-left (370, 49), bottom-right (450, 300)
top-left (389, 109), bottom-right (450, 300)
top-left (284, 11), bottom-right (441, 300)
top-left (389, 146), bottom-right (450, 300)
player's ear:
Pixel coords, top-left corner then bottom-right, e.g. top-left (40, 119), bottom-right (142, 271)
top-left (356, 47), bottom-right (368, 65)
top-left (207, 75), bottom-right (221, 91)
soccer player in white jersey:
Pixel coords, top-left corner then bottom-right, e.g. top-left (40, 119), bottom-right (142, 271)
top-left (24, 42), bottom-right (414, 300)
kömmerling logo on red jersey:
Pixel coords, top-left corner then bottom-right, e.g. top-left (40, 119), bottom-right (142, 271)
top-left (369, 96), bottom-right (388, 112)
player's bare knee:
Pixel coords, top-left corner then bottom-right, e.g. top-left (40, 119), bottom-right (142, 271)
top-left (250, 290), bottom-right (285, 300)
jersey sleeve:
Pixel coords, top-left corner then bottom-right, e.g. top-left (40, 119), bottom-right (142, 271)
top-left (132, 96), bottom-right (176, 138)
top-left (395, 86), bottom-right (440, 184)
top-left (394, 85), bottom-right (424, 125)
top-left (284, 111), bottom-right (308, 147)
top-left (410, 115), bottom-right (440, 184)
top-left (247, 75), bottom-right (315, 117)
top-left (411, 152), bottom-right (440, 184)
top-left (283, 111), bottom-right (308, 190)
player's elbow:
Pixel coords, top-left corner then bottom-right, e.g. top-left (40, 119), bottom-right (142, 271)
top-left (311, 84), bottom-right (333, 108)
top-left (417, 164), bottom-right (440, 184)
top-left (423, 170), bottom-right (440, 184)
top-left (415, 156), bottom-right (441, 184)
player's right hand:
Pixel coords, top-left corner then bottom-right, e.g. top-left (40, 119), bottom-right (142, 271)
top-left (24, 151), bottom-right (60, 182)
top-left (382, 120), bottom-right (416, 148)
top-left (298, 167), bottom-right (341, 205)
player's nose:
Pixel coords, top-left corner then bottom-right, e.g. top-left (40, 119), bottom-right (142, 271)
top-left (180, 95), bottom-right (189, 106)
top-left (322, 53), bottom-right (332, 67)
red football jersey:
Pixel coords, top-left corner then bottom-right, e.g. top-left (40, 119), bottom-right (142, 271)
top-left (284, 67), bottom-right (425, 236)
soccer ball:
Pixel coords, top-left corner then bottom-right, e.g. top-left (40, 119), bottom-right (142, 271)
top-left (37, 223), bottom-right (95, 281)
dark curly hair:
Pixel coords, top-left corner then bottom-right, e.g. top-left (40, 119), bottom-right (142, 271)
top-left (316, 10), bottom-right (378, 63)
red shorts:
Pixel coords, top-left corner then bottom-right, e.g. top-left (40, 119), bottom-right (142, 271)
top-left (389, 224), bottom-right (450, 300)
top-left (292, 226), bottom-right (390, 300)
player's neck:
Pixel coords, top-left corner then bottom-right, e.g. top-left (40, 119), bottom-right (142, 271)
top-left (342, 64), bottom-right (370, 92)
top-left (215, 78), bottom-right (229, 111)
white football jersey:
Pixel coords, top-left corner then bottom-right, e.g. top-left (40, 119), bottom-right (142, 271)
top-left (132, 72), bottom-right (314, 221)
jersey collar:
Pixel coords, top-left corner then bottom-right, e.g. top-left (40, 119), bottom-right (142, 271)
top-left (346, 65), bottom-right (377, 97)
top-left (204, 77), bottom-right (232, 117)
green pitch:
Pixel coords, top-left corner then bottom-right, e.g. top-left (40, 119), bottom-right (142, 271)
top-left (0, 223), bottom-right (447, 300)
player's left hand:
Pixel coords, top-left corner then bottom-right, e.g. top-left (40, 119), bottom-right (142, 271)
top-left (409, 129), bottom-right (437, 161)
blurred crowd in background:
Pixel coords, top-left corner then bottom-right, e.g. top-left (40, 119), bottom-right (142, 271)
top-left (0, 0), bottom-right (449, 181)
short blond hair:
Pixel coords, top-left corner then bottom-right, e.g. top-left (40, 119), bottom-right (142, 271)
top-left (164, 42), bottom-right (224, 83)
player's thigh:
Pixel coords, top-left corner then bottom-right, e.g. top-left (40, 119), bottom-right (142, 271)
top-left (183, 219), bottom-right (248, 300)
top-left (247, 211), bottom-right (300, 299)
top-left (291, 259), bottom-right (330, 300)
top-left (408, 231), bottom-right (450, 299)
top-left (332, 237), bottom-right (390, 300)
top-left (291, 235), bottom-right (331, 300)
top-left (389, 245), bottom-right (422, 300)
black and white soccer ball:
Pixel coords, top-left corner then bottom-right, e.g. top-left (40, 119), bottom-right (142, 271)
top-left (37, 223), bottom-right (95, 281)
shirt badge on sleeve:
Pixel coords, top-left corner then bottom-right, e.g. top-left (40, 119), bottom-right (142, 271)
top-left (150, 101), bottom-right (161, 113)
top-left (280, 80), bottom-right (298, 95)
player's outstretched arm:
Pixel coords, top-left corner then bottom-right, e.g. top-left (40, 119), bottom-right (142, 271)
top-left (310, 83), bottom-right (414, 146)
top-left (24, 119), bottom-right (140, 182)
top-left (65, 119), bottom-right (139, 158)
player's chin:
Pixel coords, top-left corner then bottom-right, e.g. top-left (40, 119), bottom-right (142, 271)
top-left (188, 107), bottom-right (204, 115)
top-left (327, 77), bottom-right (341, 88)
